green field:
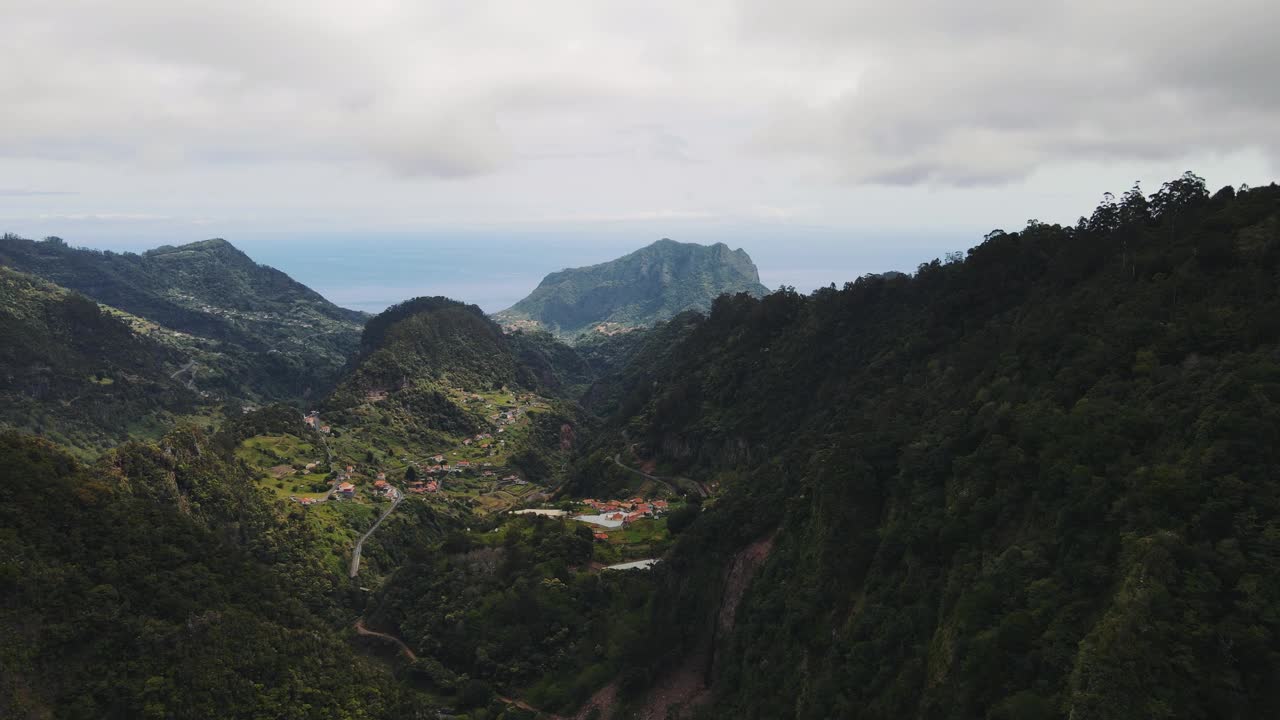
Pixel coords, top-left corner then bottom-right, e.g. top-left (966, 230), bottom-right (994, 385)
top-left (235, 433), bottom-right (331, 499)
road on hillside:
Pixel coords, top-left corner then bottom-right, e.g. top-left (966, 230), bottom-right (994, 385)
top-left (349, 491), bottom-right (401, 578)
top-left (354, 619), bottom-right (417, 660)
top-left (612, 452), bottom-right (709, 498)
top-left (351, 618), bottom-right (563, 718)
top-left (170, 360), bottom-right (199, 389)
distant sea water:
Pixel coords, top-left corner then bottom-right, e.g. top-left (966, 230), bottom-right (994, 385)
top-left (236, 233), bottom-right (598, 314)
top-left (191, 229), bottom-right (971, 314)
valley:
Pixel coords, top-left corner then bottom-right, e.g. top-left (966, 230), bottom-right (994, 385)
top-left (4, 174), bottom-right (1280, 719)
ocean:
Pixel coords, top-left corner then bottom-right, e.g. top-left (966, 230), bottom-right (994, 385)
top-left (232, 228), bottom-right (968, 314)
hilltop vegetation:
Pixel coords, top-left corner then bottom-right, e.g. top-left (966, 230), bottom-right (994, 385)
top-left (0, 235), bottom-right (365, 401)
top-left (338, 296), bottom-right (516, 400)
top-left (493, 239), bottom-right (769, 340)
top-left (572, 174), bottom-right (1280, 719)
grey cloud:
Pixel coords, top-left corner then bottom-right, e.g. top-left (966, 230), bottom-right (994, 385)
top-left (741, 0), bottom-right (1280, 185)
top-left (0, 189), bottom-right (78, 196)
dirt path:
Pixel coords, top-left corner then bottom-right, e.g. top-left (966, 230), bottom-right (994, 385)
top-left (353, 619), bottom-right (417, 661)
top-left (352, 620), bottom-right (563, 718)
top-left (317, 427), bottom-right (341, 501)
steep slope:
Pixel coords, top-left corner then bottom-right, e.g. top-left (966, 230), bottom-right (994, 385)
top-left (0, 235), bottom-right (365, 400)
top-left (574, 175), bottom-right (1280, 719)
top-left (0, 266), bottom-right (200, 455)
top-left (493, 239), bottom-right (769, 339)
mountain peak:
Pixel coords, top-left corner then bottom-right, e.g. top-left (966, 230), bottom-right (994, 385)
top-left (144, 237), bottom-right (247, 260)
top-left (494, 239), bottom-right (769, 339)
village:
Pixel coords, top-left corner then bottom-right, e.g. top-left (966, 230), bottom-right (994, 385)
top-left (575, 496), bottom-right (670, 530)
top-left (284, 389), bottom-right (547, 513)
top-left (229, 386), bottom-right (683, 584)
top-left (510, 495), bottom-right (677, 567)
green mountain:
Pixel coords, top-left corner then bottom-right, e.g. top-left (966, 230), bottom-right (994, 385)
top-left (564, 174), bottom-right (1280, 719)
top-left (338, 296), bottom-right (519, 400)
top-left (0, 235), bottom-right (365, 401)
top-left (493, 239), bottom-right (770, 339)
top-left (323, 296), bottom-right (594, 487)
top-left (0, 266), bottom-right (200, 455)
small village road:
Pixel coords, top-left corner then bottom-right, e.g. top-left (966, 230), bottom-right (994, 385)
top-left (349, 492), bottom-right (401, 577)
top-left (612, 452), bottom-right (708, 498)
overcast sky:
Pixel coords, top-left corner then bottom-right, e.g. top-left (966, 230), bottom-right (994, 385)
top-left (3, 0), bottom-right (1278, 300)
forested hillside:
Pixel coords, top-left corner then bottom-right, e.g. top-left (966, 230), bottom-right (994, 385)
top-left (0, 235), bottom-right (365, 401)
top-left (0, 429), bottom-right (432, 719)
top-left (337, 297), bottom-right (518, 400)
top-left (0, 267), bottom-right (199, 454)
top-left (493, 239), bottom-right (769, 340)
top-left (573, 174), bottom-right (1280, 719)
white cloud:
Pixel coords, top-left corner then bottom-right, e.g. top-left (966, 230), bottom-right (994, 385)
top-left (0, 0), bottom-right (1276, 247)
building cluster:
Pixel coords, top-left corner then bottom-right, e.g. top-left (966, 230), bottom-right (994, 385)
top-left (582, 497), bottom-right (670, 525)
top-left (301, 411), bottom-right (332, 434)
top-left (489, 408), bottom-right (522, 427)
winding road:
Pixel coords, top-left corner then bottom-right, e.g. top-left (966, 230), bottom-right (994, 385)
top-left (170, 359), bottom-right (199, 389)
top-left (352, 620), bottom-right (563, 718)
top-left (612, 452), bottom-right (708, 498)
top-left (354, 619), bottom-right (417, 660)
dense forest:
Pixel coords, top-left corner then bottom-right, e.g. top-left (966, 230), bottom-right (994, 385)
top-left (0, 427), bottom-right (433, 719)
top-left (566, 173), bottom-right (1280, 719)
top-left (0, 267), bottom-right (200, 454)
top-left (367, 516), bottom-right (655, 713)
